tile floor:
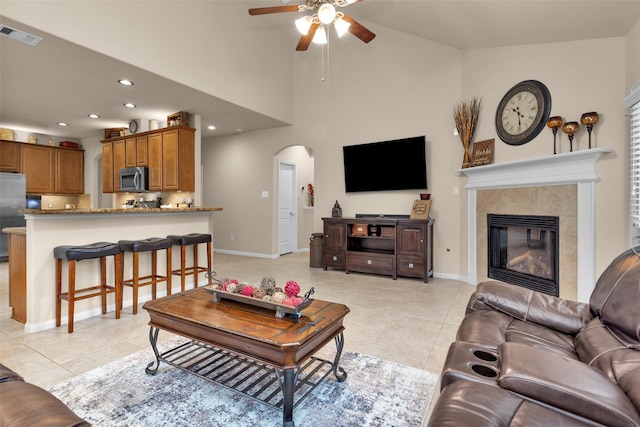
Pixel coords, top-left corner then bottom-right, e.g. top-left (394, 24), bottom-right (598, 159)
top-left (0, 252), bottom-right (475, 423)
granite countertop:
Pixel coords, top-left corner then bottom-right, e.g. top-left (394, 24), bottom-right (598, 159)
top-left (22, 207), bottom-right (223, 215)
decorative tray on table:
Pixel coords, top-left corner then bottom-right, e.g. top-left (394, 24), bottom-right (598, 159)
top-left (203, 282), bottom-right (315, 319)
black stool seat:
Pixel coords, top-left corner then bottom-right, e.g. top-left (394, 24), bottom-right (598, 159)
top-left (54, 242), bottom-right (121, 261)
top-left (119, 237), bottom-right (172, 253)
top-left (167, 233), bottom-right (212, 246)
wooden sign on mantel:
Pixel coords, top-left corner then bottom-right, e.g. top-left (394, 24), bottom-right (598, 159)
top-left (410, 200), bottom-right (431, 220)
top-left (471, 138), bottom-right (495, 166)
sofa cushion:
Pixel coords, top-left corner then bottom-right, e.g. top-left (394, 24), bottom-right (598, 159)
top-left (618, 368), bottom-right (640, 415)
top-left (0, 380), bottom-right (90, 427)
top-left (428, 381), bottom-right (595, 427)
top-left (589, 247), bottom-right (640, 343)
top-left (467, 280), bottom-right (592, 335)
top-left (498, 342), bottom-right (640, 427)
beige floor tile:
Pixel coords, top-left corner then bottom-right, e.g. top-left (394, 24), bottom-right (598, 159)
top-left (0, 252), bottom-right (473, 424)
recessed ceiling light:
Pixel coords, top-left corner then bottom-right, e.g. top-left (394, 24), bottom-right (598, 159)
top-left (88, 114), bottom-right (100, 119)
top-left (118, 79), bottom-right (134, 86)
top-left (208, 125), bottom-right (216, 130)
top-left (124, 103), bottom-right (136, 108)
top-left (57, 122), bottom-right (69, 127)
top-left (235, 128), bottom-right (242, 133)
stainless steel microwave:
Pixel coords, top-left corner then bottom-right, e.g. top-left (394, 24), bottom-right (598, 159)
top-left (119, 167), bottom-right (149, 192)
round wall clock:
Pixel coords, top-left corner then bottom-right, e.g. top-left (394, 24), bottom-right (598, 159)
top-left (128, 120), bottom-right (138, 134)
top-left (495, 80), bottom-right (551, 146)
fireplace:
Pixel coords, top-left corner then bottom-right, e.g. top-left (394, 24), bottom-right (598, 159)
top-left (487, 214), bottom-right (559, 296)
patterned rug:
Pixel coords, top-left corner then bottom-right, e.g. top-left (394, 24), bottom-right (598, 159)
top-left (49, 337), bottom-right (438, 427)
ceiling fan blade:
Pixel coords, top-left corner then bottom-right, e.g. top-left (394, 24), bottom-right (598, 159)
top-left (248, 5), bottom-right (300, 15)
top-left (296, 22), bottom-right (319, 51)
top-left (341, 14), bottom-right (376, 43)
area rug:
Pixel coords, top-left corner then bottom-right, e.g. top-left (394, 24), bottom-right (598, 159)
top-left (49, 337), bottom-right (438, 427)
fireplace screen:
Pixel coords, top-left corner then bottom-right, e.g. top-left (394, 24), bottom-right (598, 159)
top-left (487, 214), bottom-right (559, 296)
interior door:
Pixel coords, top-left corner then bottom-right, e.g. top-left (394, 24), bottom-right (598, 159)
top-left (278, 162), bottom-right (297, 255)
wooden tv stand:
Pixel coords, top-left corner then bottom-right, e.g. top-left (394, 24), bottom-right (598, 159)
top-left (322, 216), bottom-right (434, 282)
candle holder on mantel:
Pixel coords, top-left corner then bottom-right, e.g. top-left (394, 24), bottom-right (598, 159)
top-left (562, 121), bottom-right (580, 152)
top-left (580, 112), bottom-right (599, 149)
top-left (547, 116), bottom-right (564, 154)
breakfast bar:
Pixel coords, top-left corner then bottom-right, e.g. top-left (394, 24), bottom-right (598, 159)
top-left (13, 207), bottom-right (222, 332)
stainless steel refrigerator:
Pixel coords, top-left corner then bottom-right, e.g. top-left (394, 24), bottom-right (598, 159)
top-left (0, 173), bottom-right (26, 262)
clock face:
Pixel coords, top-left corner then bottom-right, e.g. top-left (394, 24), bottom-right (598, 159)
top-left (129, 120), bottom-right (138, 134)
top-left (495, 80), bottom-right (551, 146)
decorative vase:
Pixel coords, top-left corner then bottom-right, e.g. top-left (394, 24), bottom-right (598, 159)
top-left (309, 194), bottom-right (314, 207)
top-left (462, 146), bottom-right (471, 169)
top-left (332, 200), bottom-right (342, 218)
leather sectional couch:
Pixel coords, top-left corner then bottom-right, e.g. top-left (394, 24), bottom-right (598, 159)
top-left (428, 246), bottom-right (640, 426)
top-left (0, 363), bottom-right (90, 426)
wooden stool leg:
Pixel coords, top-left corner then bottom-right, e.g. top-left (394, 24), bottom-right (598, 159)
top-left (115, 253), bottom-right (121, 319)
top-left (56, 258), bottom-right (62, 327)
top-left (207, 241), bottom-right (212, 274)
top-left (68, 260), bottom-right (76, 333)
top-left (132, 252), bottom-right (140, 314)
top-left (193, 244), bottom-right (199, 288)
top-left (166, 246), bottom-right (172, 296)
top-left (100, 256), bottom-right (108, 314)
top-left (151, 250), bottom-right (158, 300)
top-left (180, 245), bottom-right (187, 292)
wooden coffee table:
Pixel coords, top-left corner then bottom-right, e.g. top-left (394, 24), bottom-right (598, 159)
top-left (143, 287), bottom-right (350, 427)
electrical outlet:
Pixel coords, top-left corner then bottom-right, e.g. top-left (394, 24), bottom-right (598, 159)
top-left (230, 234), bottom-right (235, 241)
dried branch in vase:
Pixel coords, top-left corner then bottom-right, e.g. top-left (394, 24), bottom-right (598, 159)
top-left (453, 97), bottom-right (481, 168)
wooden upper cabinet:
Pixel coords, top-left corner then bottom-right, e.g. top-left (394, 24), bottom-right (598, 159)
top-left (101, 125), bottom-right (194, 193)
top-left (21, 144), bottom-right (54, 193)
top-left (0, 140), bottom-right (21, 172)
top-left (113, 140), bottom-right (126, 192)
top-left (147, 132), bottom-right (163, 191)
top-left (124, 137), bottom-right (137, 167)
top-left (102, 142), bottom-right (114, 193)
top-left (136, 135), bottom-right (148, 166)
top-left (55, 148), bottom-right (84, 194)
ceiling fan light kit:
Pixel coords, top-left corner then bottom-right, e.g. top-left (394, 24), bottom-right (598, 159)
top-left (249, 0), bottom-right (375, 51)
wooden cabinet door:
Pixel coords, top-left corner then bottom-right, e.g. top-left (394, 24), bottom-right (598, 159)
top-left (102, 142), bottom-right (114, 193)
top-left (55, 148), bottom-right (84, 194)
top-left (21, 144), bottom-right (54, 193)
top-left (397, 223), bottom-right (426, 256)
top-left (124, 137), bottom-right (137, 167)
top-left (113, 140), bottom-right (126, 192)
top-left (0, 140), bottom-right (20, 172)
top-left (162, 129), bottom-right (179, 190)
top-left (323, 219), bottom-right (347, 269)
top-left (136, 135), bottom-right (148, 166)
top-left (148, 133), bottom-right (163, 191)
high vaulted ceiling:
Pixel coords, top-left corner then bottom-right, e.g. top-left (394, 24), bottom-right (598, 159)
top-left (1, 1), bottom-right (639, 140)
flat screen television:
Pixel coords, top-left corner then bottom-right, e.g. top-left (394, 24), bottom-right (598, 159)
top-left (343, 136), bottom-right (427, 193)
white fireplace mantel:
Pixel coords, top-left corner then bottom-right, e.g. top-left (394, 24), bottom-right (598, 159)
top-left (459, 147), bottom-right (613, 303)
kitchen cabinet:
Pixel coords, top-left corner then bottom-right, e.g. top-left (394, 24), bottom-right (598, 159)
top-left (125, 137), bottom-right (137, 167)
top-left (0, 140), bottom-right (20, 172)
top-left (102, 142), bottom-right (114, 193)
top-left (21, 144), bottom-right (54, 193)
top-left (322, 217), bottom-right (434, 282)
top-left (101, 125), bottom-right (194, 193)
top-left (55, 148), bottom-right (84, 194)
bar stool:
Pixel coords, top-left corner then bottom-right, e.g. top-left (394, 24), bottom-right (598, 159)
top-left (54, 242), bottom-right (122, 333)
top-left (118, 237), bottom-right (172, 314)
top-left (167, 233), bottom-right (212, 292)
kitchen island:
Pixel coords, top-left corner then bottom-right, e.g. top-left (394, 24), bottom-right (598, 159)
top-left (13, 207), bottom-right (222, 332)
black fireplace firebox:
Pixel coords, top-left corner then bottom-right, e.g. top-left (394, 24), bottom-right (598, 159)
top-left (487, 214), bottom-right (559, 296)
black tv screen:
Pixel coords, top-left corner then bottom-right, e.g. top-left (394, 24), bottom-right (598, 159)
top-left (343, 136), bottom-right (427, 193)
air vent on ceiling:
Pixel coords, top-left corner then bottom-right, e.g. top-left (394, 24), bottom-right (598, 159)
top-left (0, 25), bottom-right (43, 46)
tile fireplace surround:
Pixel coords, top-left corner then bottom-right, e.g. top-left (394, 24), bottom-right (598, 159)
top-left (459, 147), bottom-right (612, 303)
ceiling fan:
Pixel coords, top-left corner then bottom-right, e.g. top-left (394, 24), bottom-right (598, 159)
top-left (248, 0), bottom-right (376, 51)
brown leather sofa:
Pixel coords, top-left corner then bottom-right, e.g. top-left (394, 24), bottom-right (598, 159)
top-left (428, 246), bottom-right (640, 426)
top-left (0, 363), bottom-right (90, 426)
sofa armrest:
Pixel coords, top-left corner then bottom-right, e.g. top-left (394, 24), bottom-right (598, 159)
top-left (467, 281), bottom-right (592, 335)
top-left (498, 342), bottom-right (640, 427)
